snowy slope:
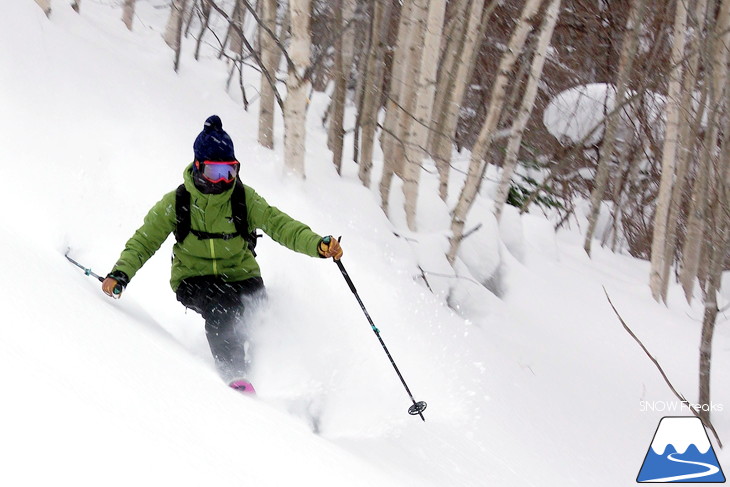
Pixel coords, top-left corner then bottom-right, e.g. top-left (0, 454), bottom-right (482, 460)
top-left (1, 1), bottom-right (728, 486)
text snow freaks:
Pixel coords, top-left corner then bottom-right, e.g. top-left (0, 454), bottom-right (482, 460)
top-left (640, 401), bottom-right (724, 413)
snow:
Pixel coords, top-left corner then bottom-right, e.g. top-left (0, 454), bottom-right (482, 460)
top-left (1, 1), bottom-right (728, 486)
top-left (650, 417), bottom-right (712, 455)
top-left (543, 83), bottom-right (665, 146)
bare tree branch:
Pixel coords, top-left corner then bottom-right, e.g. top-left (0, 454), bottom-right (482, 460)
top-left (604, 287), bottom-right (723, 448)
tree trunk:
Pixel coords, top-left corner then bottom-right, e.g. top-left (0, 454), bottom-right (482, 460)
top-left (258, 0), bottom-right (278, 149)
top-left (649, 0), bottom-right (688, 302)
top-left (430, 0), bottom-right (494, 202)
top-left (379, 0), bottom-right (420, 214)
top-left (389, 0), bottom-right (428, 178)
top-left (428, 0), bottom-right (472, 152)
top-left (357, 0), bottom-right (391, 188)
top-left (402, 0), bottom-right (447, 230)
top-left (327, 0), bottom-right (356, 145)
top-left (447, 0), bottom-right (543, 264)
top-left (583, 0), bottom-right (646, 257)
top-left (122, 0), bottom-right (137, 30)
top-left (494, 0), bottom-right (562, 221)
top-left (660, 0), bottom-right (709, 301)
top-left (194, 0), bottom-right (212, 60)
top-left (164, 0), bottom-right (188, 72)
top-left (680, 0), bottom-right (730, 301)
top-left (283, 0), bottom-right (311, 177)
top-left (698, 68), bottom-right (730, 421)
top-left (329, 0), bottom-right (346, 174)
top-left (34, 0), bottom-right (51, 16)
top-left (229, 0), bottom-right (247, 56)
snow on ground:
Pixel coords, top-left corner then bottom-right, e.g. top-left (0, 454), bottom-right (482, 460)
top-left (1, 1), bottom-right (728, 486)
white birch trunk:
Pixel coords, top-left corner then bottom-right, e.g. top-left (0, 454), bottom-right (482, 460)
top-left (447, 0), bottom-right (543, 264)
top-left (327, 0), bottom-right (356, 145)
top-left (164, 0), bottom-right (185, 49)
top-left (229, 1), bottom-right (246, 56)
top-left (698, 77), bottom-right (730, 420)
top-left (430, 0), bottom-right (492, 201)
top-left (122, 0), bottom-right (137, 30)
top-left (494, 0), bottom-right (562, 221)
top-left (283, 0), bottom-right (311, 177)
top-left (583, 0), bottom-right (646, 257)
top-left (380, 0), bottom-right (415, 165)
top-left (402, 0), bottom-right (447, 231)
top-left (34, 0), bottom-right (51, 16)
top-left (648, 0), bottom-right (688, 302)
top-left (357, 0), bottom-right (392, 187)
top-left (660, 0), bottom-right (708, 301)
top-left (428, 0), bottom-right (471, 152)
top-left (329, 0), bottom-right (346, 173)
top-left (390, 0), bottom-right (427, 177)
top-left (379, 0), bottom-right (421, 213)
top-left (258, 0), bottom-right (278, 149)
top-left (679, 0), bottom-right (730, 301)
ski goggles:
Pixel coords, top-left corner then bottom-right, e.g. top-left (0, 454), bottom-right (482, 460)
top-left (198, 160), bottom-right (239, 183)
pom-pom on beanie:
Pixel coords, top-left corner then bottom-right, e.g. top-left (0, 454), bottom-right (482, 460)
top-left (193, 115), bottom-right (236, 162)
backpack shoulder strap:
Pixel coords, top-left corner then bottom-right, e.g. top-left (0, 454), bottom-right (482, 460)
top-left (231, 180), bottom-right (248, 236)
top-left (174, 184), bottom-right (191, 243)
top-left (231, 181), bottom-right (260, 254)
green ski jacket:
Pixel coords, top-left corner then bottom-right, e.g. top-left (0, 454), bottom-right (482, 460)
top-left (112, 163), bottom-right (323, 291)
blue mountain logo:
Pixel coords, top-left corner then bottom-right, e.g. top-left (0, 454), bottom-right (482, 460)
top-left (637, 416), bottom-right (725, 483)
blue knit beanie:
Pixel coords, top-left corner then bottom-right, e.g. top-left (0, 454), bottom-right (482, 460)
top-left (193, 115), bottom-right (236, 162)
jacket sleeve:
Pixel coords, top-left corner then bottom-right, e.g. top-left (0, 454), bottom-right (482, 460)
top-left (245, 185), bottom-right (323, 258)
top-left (111, 192), bottom-right (177, 281)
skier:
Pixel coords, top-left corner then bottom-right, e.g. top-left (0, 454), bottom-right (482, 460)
top-left (102, 115), bottom-right (343, 393)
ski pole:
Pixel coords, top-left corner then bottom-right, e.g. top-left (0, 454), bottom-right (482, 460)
top-left (65, 250), bottom-right (123, 296)
top-left (328, 238), bottom-right (427, 421)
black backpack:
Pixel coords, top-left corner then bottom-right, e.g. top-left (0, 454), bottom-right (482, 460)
top-left (174, 180), bottom-right (260, 254)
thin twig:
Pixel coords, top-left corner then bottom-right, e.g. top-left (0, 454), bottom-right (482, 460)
top-left (604, 287), bottom-right (723, 448)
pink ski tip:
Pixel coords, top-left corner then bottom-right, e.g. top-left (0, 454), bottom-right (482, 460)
top-left (228, 379), bottom-right (256, 395)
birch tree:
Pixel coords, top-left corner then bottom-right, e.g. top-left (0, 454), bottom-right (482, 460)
top-left (447, 0), bottom-right (543, 264)
top-left (357, 0), bottom-right (392, 187)
top-left (583, 0), bottom-right (647, 257)
top-left (428, 0), bottom-right (472, 153)
top-left (327, 0), bottom-right (356, 168)
top-left (283, 0), bottom-right (312, 177)
top-left (258, 0), bottom-right (278, 148)
top-left (649, 0), bottom-right (688, 302)
top-left (328, 0), bottom-right (347, 174)
top-left (429, 0), bottom-right (493, 201)
top-left (163, 0), bottom-right (188, 72)
top-left (122, 0), bottom-right (137, 30)
top-left (698, 75), bottom-right (730, 421)
top-left (379, 0), bottom-right (424, 213)
top-left (494, 0), bottom-right (562, 221)
top-left (34, 0), bottom-right (51, 16)
top-left (228, 0), bottom-right (247, 56)
top-left (402, 0), bottom-right (447, 231)
top-left (659, 0), bottom-right (709, 301)
top-left (382, 0), bottom-right (427, 180)
top-left (680, 0), bottom-right (730, 301)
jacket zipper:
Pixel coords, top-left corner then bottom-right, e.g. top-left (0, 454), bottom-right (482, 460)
top-left (209, 240), bottom-right (218, 275)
